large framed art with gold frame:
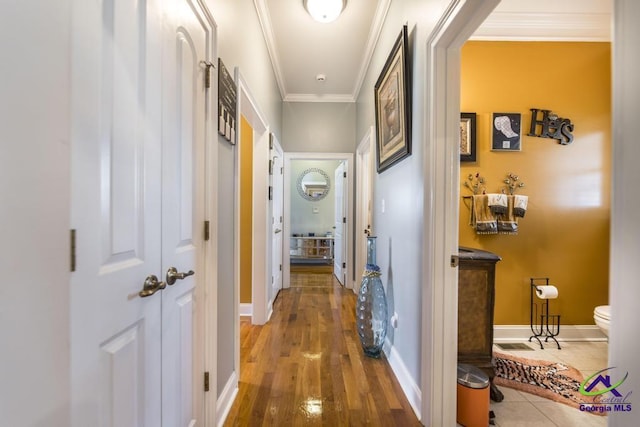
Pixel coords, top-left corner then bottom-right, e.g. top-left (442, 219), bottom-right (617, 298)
top-left (374, 25), bottom-right (411, 173)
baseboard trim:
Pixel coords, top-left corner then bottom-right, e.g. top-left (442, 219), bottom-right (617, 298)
top-left (493, 324), bottom-right (608, 342)
top-left (384, 339), bottom-right (422, 420)
top-left (239, 303), bottom-right (252, 317)
top-left (216, 371), bottom-right (238, 427)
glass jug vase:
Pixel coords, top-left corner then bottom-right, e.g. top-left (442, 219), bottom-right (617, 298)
top-left (356, 236), bottom-right (388, 358)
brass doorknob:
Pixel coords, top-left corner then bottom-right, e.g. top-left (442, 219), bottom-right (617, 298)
top-left (139, 275), bottom-right (166, 298)
top-left (166, 267), bottom-right (195, 286)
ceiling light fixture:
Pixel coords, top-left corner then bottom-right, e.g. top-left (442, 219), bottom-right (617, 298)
top-left (304, 0), bottom-right (346, 24)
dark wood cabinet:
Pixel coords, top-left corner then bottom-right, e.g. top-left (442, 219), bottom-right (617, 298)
top-left (457, 246), bottom-right (503, 401)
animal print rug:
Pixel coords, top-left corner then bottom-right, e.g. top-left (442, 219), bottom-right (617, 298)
top-left (493, 352), bottom-right (604, 415)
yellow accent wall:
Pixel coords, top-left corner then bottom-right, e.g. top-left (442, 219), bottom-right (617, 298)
top-left (460, 41), bottom-right (611, 325)
top-left (240, 115), bottom-right (253, 304)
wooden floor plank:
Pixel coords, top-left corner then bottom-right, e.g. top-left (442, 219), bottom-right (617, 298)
top-left (222, 273), bottom-right (421, 426)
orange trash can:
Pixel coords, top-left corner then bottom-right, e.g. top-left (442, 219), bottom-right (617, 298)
top-left (456, 363), bottom-right (490, 427)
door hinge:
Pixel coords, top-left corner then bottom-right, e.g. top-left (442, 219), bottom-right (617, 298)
top-left (269, 186), bottom-right (273, 201)
top-left (343, 217), bottom-right (346, 224)
top-left (279, 264), bottom-right (282, 271)
top-left (343, 171), bottom-right (347, 178)
top-left (269, 132), bottom-right (273, 149)
top-left (200, 61), bottom-right (215, 89)
top-left (450, 255), bottom-right (459, 268)
top-left (269, 159), bottom-right (273, 175)
top-left (204, 371), bottom-right (210, 392)
top-left (204, 221), bottom-right (210, 241)
top-left (342, 262), bottom-right (346, 269)
top-left (70, 229), bottom-right (76, 272)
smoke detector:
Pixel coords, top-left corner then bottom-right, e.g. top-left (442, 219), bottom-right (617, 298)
top-left (316, 74), bottom-right (326, 82)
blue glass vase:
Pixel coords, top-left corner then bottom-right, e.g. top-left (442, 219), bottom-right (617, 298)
top-left (356, 236), bottom-right (388, 358)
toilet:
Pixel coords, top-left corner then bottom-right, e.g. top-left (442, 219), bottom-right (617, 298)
top-left (593, 305), bottom-right (610, 337)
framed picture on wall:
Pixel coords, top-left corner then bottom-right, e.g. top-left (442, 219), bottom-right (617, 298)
top-left (374, 25), bottom-right (411, 173)
top-left (492, 112), bottom-right (521, 151)
top-left (460, 112), bottom-right (476, 162)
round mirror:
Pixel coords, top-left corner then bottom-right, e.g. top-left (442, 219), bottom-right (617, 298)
top-left (297, 168), bottom-right (331, 201)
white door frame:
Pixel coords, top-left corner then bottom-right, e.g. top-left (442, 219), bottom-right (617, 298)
top-left (421, 0), bottom-right (499, 425)
top-left (234, 69), bottom-right (271, 328)
top-left (283, 152), bottom-right (354, 289)
top-left (355, 126), bottom-right (374, 294)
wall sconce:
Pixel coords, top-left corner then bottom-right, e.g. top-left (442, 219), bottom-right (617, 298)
top-left (304, 0), bottom-right (346, 23)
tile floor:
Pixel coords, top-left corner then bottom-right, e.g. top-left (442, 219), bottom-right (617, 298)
top-left (485, 341), bottom-right (609, 427)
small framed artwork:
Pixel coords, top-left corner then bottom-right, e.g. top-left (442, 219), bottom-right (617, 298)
top-left (460, 112), bottom-right (476, 162)
top-left (375, 25), bottom-right (411, 173)
top-left (492, 112), bottom-right (521, 151)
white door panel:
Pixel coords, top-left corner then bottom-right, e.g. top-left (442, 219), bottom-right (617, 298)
top-left (334, 163), bottom-right (345, 285)
top-left (271, 137), bottom-right (284, 301)
top-left (356, 129), bottom-right (374, 293)
top-left (161, 0), bottom-right (207, 424)
top-left (71, 0), bottom-right (163, 425)
top-left (71, 0), bottom-right (207, 424)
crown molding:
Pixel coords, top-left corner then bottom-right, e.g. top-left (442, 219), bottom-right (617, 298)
top-left (471, 11), bottom-right (612, 42)
top-left (351, 0), bottom-right (392, 101)
top-left (254, 0), bottom-right (288, 99)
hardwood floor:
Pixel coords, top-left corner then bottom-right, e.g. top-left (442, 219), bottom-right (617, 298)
top-left (223, 272), bottom-right (422, 426)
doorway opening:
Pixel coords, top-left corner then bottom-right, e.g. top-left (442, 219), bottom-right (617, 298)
top-left (283, 152), bottom-right (354, 290)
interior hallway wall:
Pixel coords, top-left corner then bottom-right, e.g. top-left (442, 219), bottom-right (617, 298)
top-left (459, 41), bottom-right (611, 325)
top-left (355, 0), bottom-right (455, 415)
top-left (283, 102), bottom-right (356, 152)
top-left (205, 0), bottom-right (284, 399)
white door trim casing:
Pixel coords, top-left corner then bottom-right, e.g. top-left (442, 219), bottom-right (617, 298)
top-left (283, 152), bottom-right (354, 289)
top-left (234, 69), bottom-right (270, 327)
top-left (193, 2), bottom-right (219, 425)
top-left (421, 0), bottom-right (500, 425)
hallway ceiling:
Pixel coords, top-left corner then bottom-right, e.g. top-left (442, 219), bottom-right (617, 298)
top-left (255, 0), bottom-right (611, 103)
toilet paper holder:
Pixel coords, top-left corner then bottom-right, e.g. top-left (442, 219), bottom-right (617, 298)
top-left (528, 277), bottom-right (561, 350)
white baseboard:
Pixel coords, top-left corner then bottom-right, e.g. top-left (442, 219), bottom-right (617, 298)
top-left (384, 339), bottom-right (422, 421)
top-left (239, 303), bottom-right (252, 317)
top-left (493, 324), bottom-right (608, 342)
top-left (216, 371), bottom-right (238, 427)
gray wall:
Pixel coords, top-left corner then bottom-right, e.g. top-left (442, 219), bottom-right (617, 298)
top-left (283, 102), bottom-right (356, 152)
top-left (205, 0), bottom-right (284, 397)
top-left (356, 0), bottom-right (452, 404)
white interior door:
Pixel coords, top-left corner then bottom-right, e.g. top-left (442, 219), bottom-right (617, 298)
top-left (71, 0), bottom-right (208, 424)
top-left (270, 136), bottom-right (284, 301)
top-left (334, 162), bottom-right (346, 285)
top-left (70, 0), bottom-right (163, 424)
top-left (356, 129), bottom-right (374, 293)
top-left (161, 0), bottom-right (208, 424)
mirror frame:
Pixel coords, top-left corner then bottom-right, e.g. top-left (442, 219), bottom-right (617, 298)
top-left (296, 167), bottom-right (331, 201)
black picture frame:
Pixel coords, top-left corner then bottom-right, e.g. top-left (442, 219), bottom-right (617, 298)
top-left (374, 25), bottom-right (411, 173)
top-left (492, 112), bottom-right (521, 151)
top-left (460, 112), bottom-right (476, 162)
